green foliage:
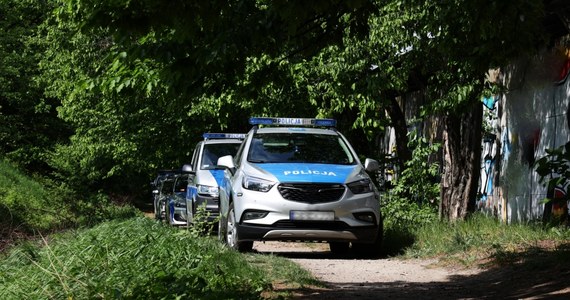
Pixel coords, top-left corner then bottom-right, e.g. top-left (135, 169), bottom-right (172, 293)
top-left (0, 217), bottom-right (270, 299)
top-left (0, 158), bottom-right (139, 252)
top-left (0, 159), bottom-right (68, 233)
top-left (0, 0), bottom-right (70, 172)
top-left (382, 130), bottom-right (440, 229)
top-left (535, 141), bottom-right (570, 200)
top-left (406, 213), bottom-right (570, 267)
top-left (188, 203), bottom-right (218, 237)
top-left (1, 0), bottom-right (551, 223)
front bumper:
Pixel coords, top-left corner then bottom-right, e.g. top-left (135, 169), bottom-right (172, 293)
top-left (236, 221), bottom-right (379, 243)
top-left (169, 201), bottom-right (187, 225)
top-left (191, 194), bottom-right (220, 223)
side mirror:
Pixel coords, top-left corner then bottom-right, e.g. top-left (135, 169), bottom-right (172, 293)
top-left (364, 158), bottom-right (379, 173)
top-left (181, 164), bottom-right (193, 173)
top-left (217, 155), bottom-right (236, 175)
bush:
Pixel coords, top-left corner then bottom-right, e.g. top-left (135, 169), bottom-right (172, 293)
top-left (0, 158), bottom-right (140, 253)
top-left (0, 159), bottom-right (68, 233)
top-left (382, 131), bottom-right (439, 230)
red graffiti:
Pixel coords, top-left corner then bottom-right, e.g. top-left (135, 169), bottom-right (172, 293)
top-left (555, 58), bottom-right (570, 85)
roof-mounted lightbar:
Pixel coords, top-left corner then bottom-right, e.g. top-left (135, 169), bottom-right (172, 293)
top-left (249, 117), bottom-right (337, 127)
top-left (202, 133), bottom-right (246, 140)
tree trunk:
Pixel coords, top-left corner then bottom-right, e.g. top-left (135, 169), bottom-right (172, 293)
top-left (440, 100), bottom-right (483, 220)
top-left (384, 96), bottom-right (412, 169)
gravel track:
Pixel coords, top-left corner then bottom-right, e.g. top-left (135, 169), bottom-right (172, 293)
top-left (253, 241), bottom-right (570, 300)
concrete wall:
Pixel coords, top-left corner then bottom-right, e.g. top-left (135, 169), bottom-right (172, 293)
top-left (477, 44), bottom-right (570, 223)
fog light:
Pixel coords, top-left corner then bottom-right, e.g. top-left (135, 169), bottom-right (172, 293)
top-left (353, 212), bottom-right (376, 223)
top-left (243, 210), bottom-right (268, 220)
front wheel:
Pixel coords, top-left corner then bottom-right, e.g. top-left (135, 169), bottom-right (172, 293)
top-left (329, 242), bottom-right (350, 255)
top-left (226, 202), bottom-right (253, 252)
top-left (352, 218), bottom-right (383, 258)
top-left (157, 198), bottom-right (166, 222)
top-left (165, 199), bottom-right (173, 225)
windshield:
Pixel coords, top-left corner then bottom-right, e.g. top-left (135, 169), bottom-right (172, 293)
top-left (161, 179), bottom-right (175, 194)
top-left (201, 143), bottom-right (241, 169)
top-left (247, 133), bottom-right (355, 164)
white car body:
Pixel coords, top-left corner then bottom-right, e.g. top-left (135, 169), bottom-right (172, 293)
top-left (217, 118), bottom-right (382, 255)
top-left (181, 134), bottom-right (244, 226)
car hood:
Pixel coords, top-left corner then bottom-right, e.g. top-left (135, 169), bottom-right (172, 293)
top-left (247, 163), bottom-right (363, 184)
top-left (196, 169), bottom-right (225, 187)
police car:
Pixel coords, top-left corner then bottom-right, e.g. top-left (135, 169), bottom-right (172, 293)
top-left (164, 171), bottom-right (191, 226)
top-left (217, 118), bottom-right (383, 255)
top-left (172, 133), bottom-right (245, 227)
top-left (151, 170), bottom-right (178, 222)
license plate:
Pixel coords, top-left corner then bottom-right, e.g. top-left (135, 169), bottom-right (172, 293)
top-left (290, 210), bottom-right (334, 221)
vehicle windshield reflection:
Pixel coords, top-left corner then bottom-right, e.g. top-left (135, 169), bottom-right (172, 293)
top-left (201, 143), bottom-right (241, 169)
top-left (247, 133), bottom-right (355, 164)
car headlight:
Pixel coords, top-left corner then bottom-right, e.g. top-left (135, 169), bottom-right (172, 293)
top-left (242, 176), bottom-right (275, 192)
top-left (347, 179), bottom-right (374, 194)
top-left (197, 184), bottom-right (219, 197)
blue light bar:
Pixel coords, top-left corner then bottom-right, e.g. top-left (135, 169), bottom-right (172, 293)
top-left (249, 117), bottom-right (337, 127)
top-left (202, 133), bottom-right (246, 140)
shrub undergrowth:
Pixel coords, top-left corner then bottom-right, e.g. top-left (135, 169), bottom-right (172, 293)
top-left (380, 130), bottom-right (440, 255)
top-left (0, 159), bottom-right (140, 252)
top-left (404, 213), bottom-right (570, 267)
top-left (0, 159), bottom-right (67, 233)
top-left (0, 217), bottom-right (271, 300)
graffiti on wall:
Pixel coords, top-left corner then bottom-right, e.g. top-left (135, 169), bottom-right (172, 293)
top-left (479, 134), bottom-right (496, 203)
top-left (477, 94), bottom-right (502, 216)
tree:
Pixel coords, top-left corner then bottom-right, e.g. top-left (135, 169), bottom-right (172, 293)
top-left (0, 0), bottom-right (70, 172)
top-left (56, 0), bottom-right (548, 220)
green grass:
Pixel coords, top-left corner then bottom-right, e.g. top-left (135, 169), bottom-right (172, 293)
top-left (0, 159), bottom-right (66, 232)
top-left (0, 217), bottom-right (316, 299)
top-left (399, 213), bottom-right (570, 268)
top-left (0, 158), bottom-right (140, 252)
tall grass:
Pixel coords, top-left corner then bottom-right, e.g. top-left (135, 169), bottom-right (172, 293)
top-left (0, 217), bottom-right (274, 299)
top-left (403, 213), bottom-right (570, 266)
top-left (0, 159), bottom-right (66, 233)
top-left (0, 158), bottom-right (140, 252)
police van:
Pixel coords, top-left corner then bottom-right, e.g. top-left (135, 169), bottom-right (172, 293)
top-left (167, 133), bottom-right (245, 227)
top-left (216, 118), bottom-right (383, 255)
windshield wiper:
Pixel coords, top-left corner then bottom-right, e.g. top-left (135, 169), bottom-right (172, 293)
top-left (248, 159), bottom-right (267, 163)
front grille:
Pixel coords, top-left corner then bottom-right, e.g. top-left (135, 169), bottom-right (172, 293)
top-left (278, 183), bottom-right (345, 203)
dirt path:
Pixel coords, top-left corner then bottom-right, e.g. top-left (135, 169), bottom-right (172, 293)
top-left (253, 241), bottom-right (570, 299)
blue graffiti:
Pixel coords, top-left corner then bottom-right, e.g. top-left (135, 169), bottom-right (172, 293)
top-left (482, 95), bottom-right (498, 110)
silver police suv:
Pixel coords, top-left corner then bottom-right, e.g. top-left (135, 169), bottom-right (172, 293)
top-left (178, 133), bottom-right (245, 227)
top-left (217, 118), bottom-right (383, 255)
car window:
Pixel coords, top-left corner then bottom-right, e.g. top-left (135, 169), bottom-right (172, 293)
top-left (247, 133), bottom-right (355, 164)
top-left (173, 175), bottom-right (187, 193)
top-left (190, 142), bottom-right (201, 170)
top-left (201, 143), bottom-right (241, 169)
top-left (161, 179), bottom-right (175, 194)
top-left (234, 140), bottom-right (247, 167)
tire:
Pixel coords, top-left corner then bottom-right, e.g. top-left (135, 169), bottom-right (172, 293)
top-left (165, 198), bottom-right (175, 226)
top-left (153, 196), bottom-right (160, 220)
top-left (217, 215), bottom-right (225, 242)
top-left (186, 200), bottom-right (195, 228)
top-left (186, 208), bottom-right (191, 228)
top-left (226, 202), bottom-right (253, 252)
top-left (352, 217), bottom-right (384, 258)
top-left (329, 242), bottom-right (350, 255)
top-left (157, 198), bottom-right (166, 222)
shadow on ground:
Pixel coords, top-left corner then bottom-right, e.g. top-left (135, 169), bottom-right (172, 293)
top-left (258, 244), bottom-right (570, 300)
